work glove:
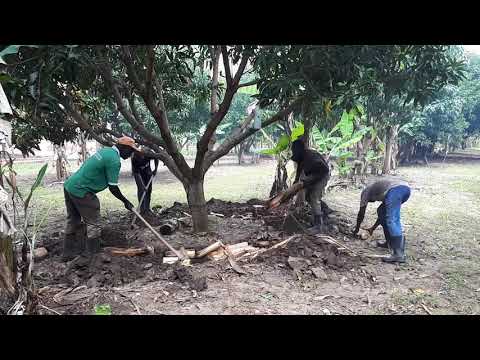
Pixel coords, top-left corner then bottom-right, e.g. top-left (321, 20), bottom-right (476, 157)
top-left (124, 200), bottom-right (134, 211)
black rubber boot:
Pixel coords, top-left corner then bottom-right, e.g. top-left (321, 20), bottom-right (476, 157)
top-left (86, 237), bottom-right (100, 255)
top-left (62, 225), bottom-right (86, 262)
top-left (382, 235), bottom-right (406, 263)
top-left (305, 215), bottom-right (324, 235)
top-left (376, 240), bottom-right (389, 248)
top-left (62, 233), bottom-right (78, 262)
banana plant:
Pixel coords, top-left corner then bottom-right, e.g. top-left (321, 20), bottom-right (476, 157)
top-left (258, 122), bottom-right (305, 195)
top-left (312, 105), bottom-right (372, 177)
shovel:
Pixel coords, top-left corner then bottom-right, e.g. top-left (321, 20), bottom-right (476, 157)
top-left (130, 174), bottom-right (155, 229)
top-left (130, 208), bottom-right (186, 260)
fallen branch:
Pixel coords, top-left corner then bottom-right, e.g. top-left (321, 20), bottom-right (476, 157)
top-left (237, 235), bottom-right (300, 261)
top-left (314, 235), bottom-right (359, 257)
top-left (39, 304), bottom-right (62, 315)
top-left (112, 289), bottom-right (142, 315)
top-left (421, 303), bottom-right (433, 315)
top-left (218, 240), bottom-right (247, 275)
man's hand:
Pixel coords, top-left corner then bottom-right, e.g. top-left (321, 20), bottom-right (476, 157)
top-left (152, 170), bottom-right (157, 177)
top-left (124, 200), bottom-right (134, 211)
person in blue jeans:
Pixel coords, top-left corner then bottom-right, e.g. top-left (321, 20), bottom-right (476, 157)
top-left (354, 179), bottom-right (411, 263)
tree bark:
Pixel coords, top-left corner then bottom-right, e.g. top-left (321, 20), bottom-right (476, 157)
top-left (186, 180), bottom-right (209, 233)
top-left (54, 145), bottom-right (68, 181)
top-left (383, 125), bottom-right (398, 174)
top-left (78, 132), bottom-right (88, 164)
top-left (0, 233), bottom-right (15, 301)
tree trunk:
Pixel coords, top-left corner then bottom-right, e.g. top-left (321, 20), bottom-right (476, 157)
top-left (238, 143), bottom-right (245, 165)
top-left (383, 125), bottom-right (398, 174)
top-left (54, 145), bottom-right (68, 181)
top-left (0, 233), bottom-right (16, 303)
top-left (78, 133), bottom-right (88, 164)
top-left (186, 180), bottom-right (209, 233)
top-left (269, 159), bottom-right (288, 198)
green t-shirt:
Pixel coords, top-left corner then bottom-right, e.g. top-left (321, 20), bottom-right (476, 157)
top-left (64, 147), bottom-right (121, 198)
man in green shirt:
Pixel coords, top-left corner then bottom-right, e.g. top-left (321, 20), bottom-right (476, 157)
top-left (62, 136), bottom-right (138, 261)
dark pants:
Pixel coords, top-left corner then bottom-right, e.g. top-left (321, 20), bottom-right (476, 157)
top-left (64, 188), bottom-right (102, 256)
top-left (133, 169), bottom-right (153, 214)
top-left (304, 175), bottom-right (329, 216)
top-left (377, 185), bottom-right (411, 243)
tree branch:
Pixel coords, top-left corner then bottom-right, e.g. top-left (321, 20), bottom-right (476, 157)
top-left (59, 99), bottom-right (114, 147)
top-left (119, 46), bottom-right (146, 96)
top-left (204, 98), bottom-right (303, 170)
top-left (121, 49), bottom-right (192, 180)
top-left (93, 51), bottom-right (165, 147)
top-left (145, 45), bottom-right (155, 101)
top-left (233, 53), bottom-right (250, 85)
top-left (210, 46), bottom-right (221, 114)
top-left (238, 79), bottom-right (259, 88)
top-left (220, 46), bottom-right (233, 86)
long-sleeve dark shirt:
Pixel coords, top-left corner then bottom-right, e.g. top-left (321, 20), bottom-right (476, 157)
top-left (131, 152), bottom-right (158, 174)
top-left (294, 149), bottom-right (330, 186)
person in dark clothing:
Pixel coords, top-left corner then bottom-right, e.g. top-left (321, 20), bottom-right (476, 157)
top-left (291, 138), bottom-right (331, 235)
top-left (131, 150), bottom-right (159, 215)
top-left (354, 179), bottom-right (411, 263)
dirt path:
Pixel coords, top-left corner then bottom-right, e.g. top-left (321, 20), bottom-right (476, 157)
top-left (31, 154), bottom-right (480, 315)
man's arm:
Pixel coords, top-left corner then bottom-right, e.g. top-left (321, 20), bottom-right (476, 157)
top-left (354, 205), bottom-right (367, 235)
top-left (152, 159), bottom-right (159, 176)
top-left (366, 217), bottom-right (381, 235)
top-left (108, 185), bottom-right (134, 211)
top-left (294, 162), bottom-right (303, 184)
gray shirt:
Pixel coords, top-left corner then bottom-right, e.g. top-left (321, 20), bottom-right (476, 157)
top-left (360, 179), bottom-right (409, 207)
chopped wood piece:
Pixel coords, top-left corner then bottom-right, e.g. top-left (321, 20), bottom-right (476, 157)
top-left (104, 246), bottom-right (154, 257)
top-left (165, 249), bottom-right (195, 258)
top-left (163, 256), bottom-right (179, 264)
top-left (267, 182), bottom-right (304, 209)
top-left (196, 241), bottom-right (222, 258)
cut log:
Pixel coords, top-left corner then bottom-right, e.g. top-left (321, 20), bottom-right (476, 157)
top-left (159, 220), bottom-right (179, 235)
top-left (196, 241), bottom-right (222, 258)
top-left (267, 182), bottom-right (304, 209)
top-left (206, 242), bottom-right (257, 261)
top-left (104, 246), bottom-right (154, 257)
top-left (207, 248), bottom-right (226, 261)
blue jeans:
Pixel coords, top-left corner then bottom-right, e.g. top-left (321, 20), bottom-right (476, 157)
top-left (384, 185), bottom-right (411, 238)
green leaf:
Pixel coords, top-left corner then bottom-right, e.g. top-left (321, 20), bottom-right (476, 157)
top-left (355, 104), bottom-right (365, 116)
top-left (0, 45), bottom-right (39, 63)
top-left (339, 110), bottom-right (354, 138)
top-left (336, 132), bottom-right (365, 150)
top-left (0, 45), bottom-right (21, 58)
top-left (259, 148), bottom-right (279, 155)
top-left (277, 134), bottom-right (290, 152)
top-left (290, 123), bottom-right (304, 141)
top-left (24, 163), bottom-right (48, 211)
top-left (94, 304), bottom-right (112, 315)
